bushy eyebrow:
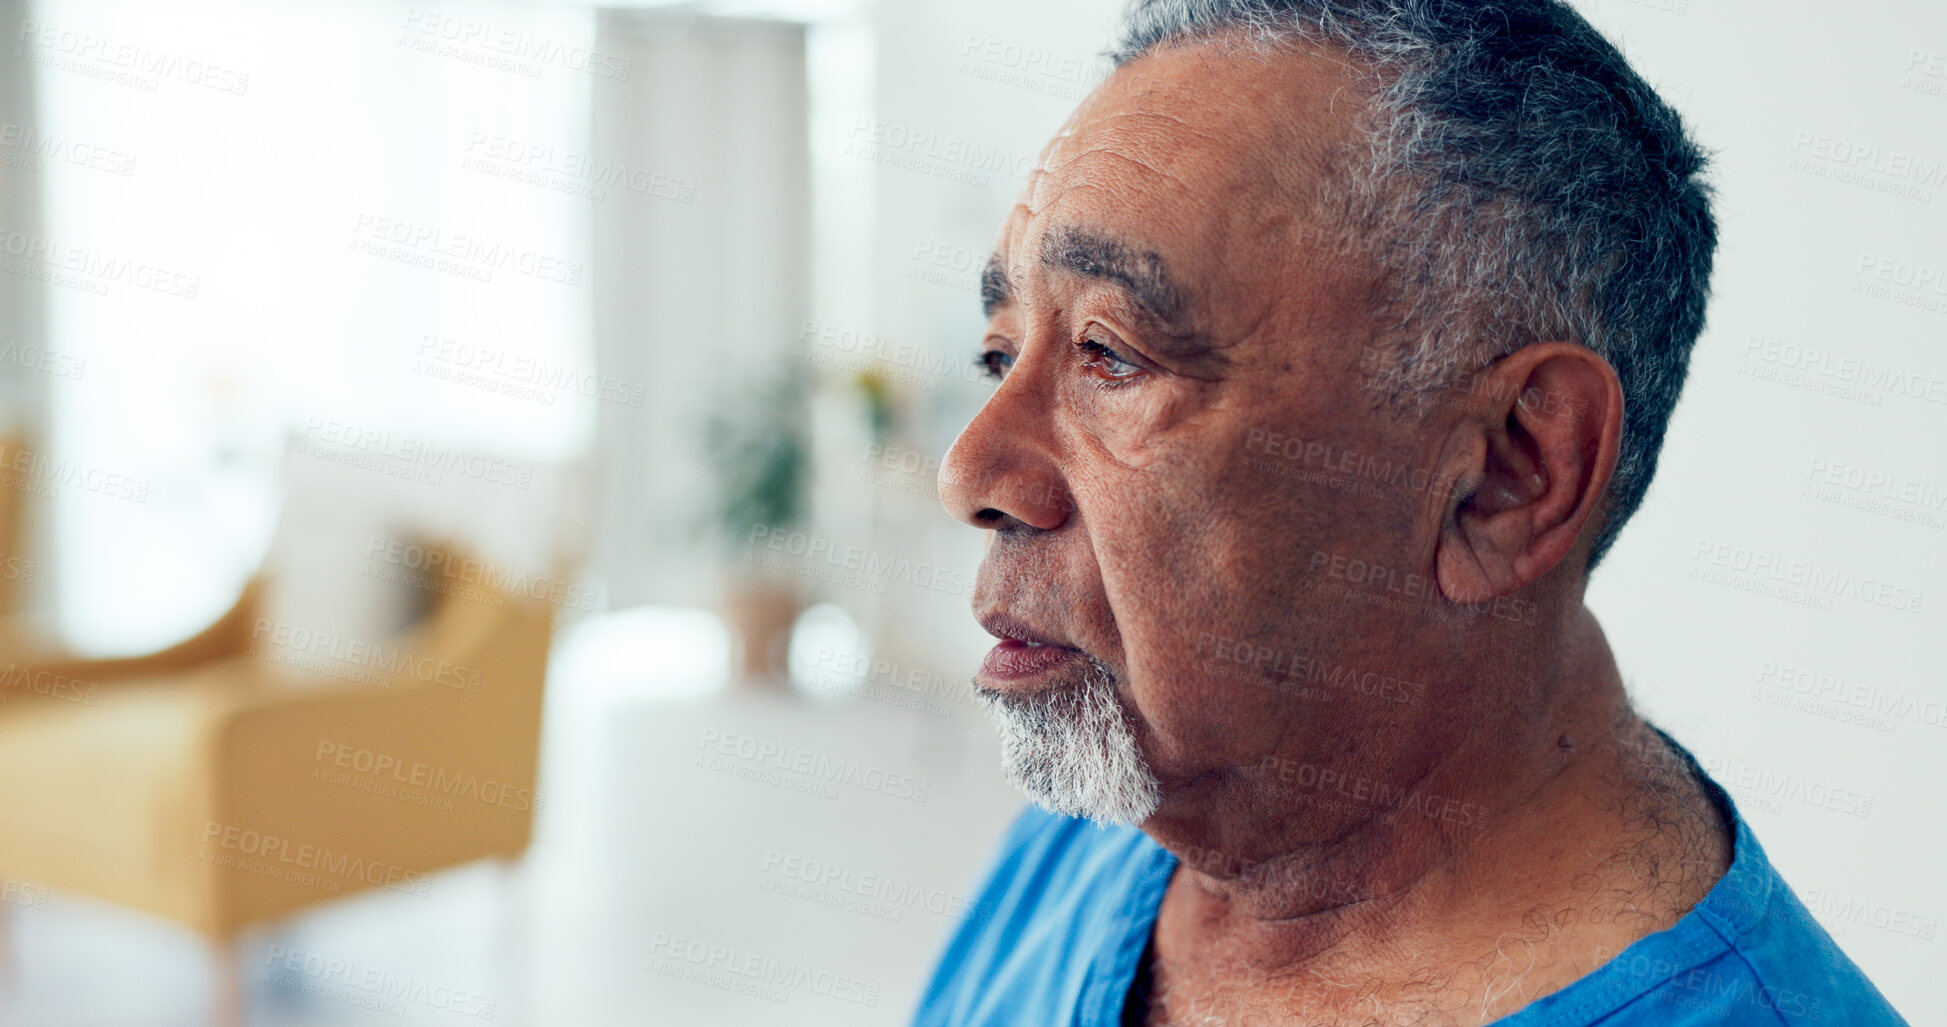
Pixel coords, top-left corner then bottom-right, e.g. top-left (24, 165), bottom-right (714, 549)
top-left (980, 254), bottom-right (1011, 319)
top-left (978, 226), bottom-right (1191, 334)
top-left (1039, 225), bottom-right (1188, 330)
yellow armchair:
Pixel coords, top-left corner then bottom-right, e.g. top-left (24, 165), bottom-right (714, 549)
top-left (0, 432), bottom-right (31, 618)
top-left (0, 545), bottom-right (554, 940)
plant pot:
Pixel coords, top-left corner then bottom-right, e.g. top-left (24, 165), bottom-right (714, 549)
top-left (720, 570), bottom-right (803, 687)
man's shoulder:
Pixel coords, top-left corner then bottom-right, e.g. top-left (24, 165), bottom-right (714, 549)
top-left (1677, 778), bottom-right (1908, 1025)
top-left (1523, 812), bottom-right (1909, 1027)
top-left (1699, 861), bottom-right (1909, 1025)
top-left (912, 806), bottom-right (1173, 1026)
top-left (1596, 894), bottom-right (1907, 1025)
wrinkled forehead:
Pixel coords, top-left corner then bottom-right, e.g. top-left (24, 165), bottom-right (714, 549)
top-left (1043, 38), bottom-right (1358, 202)
top-left (993, 37), bottom-right (1374, 335)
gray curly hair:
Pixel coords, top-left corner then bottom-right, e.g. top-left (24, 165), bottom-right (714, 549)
top-left (1111, 0), bottom-right (1717, 569)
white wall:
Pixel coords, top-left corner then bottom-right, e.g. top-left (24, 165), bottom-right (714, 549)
top-left (19, 0), bottom-right (600, 653)
top-left (1573, 0), bottom-right (1947, 1017)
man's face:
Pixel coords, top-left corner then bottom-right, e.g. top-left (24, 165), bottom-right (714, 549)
top-left (942, 41), bottom-right (1454, 824)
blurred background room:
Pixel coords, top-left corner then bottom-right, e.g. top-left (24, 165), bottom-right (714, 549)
top-left (0, 0), bottom-right (1941, 1024)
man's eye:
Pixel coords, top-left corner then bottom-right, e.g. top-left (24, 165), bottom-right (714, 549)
top-left (976, 349), bottom-right (1014, 381)
top-left (1078, 336), bottom-right (1143, 381)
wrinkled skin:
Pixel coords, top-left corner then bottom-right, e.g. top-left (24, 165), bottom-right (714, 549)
top-left (938, 36), bottom-right (1730, 1026)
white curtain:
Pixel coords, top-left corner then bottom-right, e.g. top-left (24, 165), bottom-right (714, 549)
top-left (586, 9), bottom-right (810, 609)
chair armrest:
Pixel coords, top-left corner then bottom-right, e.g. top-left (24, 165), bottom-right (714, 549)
top-left (196, 598), bottom-right (550, 934)
top-left (0, 578), bottom-right (267, 699)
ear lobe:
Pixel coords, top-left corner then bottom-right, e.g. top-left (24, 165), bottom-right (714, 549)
top-left (1434, 344), bottom-right (1622, 605)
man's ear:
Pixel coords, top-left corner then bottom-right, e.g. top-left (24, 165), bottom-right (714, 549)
top-left (1434, 343), bottom-right (1623, 604)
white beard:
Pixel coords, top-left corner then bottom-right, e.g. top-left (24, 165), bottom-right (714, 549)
top-left (974, 659), bottom-right (1162, 827)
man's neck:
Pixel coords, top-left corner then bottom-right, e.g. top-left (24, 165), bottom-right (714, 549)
top-left (1134, 613), bottom-right (1733, 1023)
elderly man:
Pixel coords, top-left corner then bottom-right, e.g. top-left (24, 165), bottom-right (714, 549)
top-left (916, 1), bottom-right (1908, 1025)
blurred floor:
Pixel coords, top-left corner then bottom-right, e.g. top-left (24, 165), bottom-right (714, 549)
top-left (0, 627), bottom-right (1021, 1027)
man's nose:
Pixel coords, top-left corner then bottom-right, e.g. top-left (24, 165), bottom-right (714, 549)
top-left (937, 374), bottom-right (1072, 532)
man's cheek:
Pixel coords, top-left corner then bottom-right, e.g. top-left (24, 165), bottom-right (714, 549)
top-left (1067, 381), bottom-right (1200, 470)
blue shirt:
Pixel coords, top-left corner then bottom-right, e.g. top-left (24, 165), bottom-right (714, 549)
top-left (915, 771), bottom-right (1909, 1025)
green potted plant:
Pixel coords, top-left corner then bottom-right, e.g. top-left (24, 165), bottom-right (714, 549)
top-left (702, 374), bottom-right (810, 686)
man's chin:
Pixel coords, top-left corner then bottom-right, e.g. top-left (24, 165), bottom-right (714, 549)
top-left (975, 671), bottom-right (1163, 827)
top-left (1018, 786), bottom-right (1160, 829)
